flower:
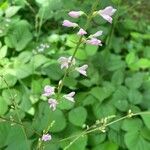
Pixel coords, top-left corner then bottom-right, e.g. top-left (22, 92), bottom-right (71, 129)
top-left (89, 30), bottom-right (103, 38)
top-left (62, 20), bottom-right (78, 27)
top-left (43, 85), bottom-right (55, 97)
top-left (63, 92), bottom-right (75, 102)
top-left (48, 98), bottom-right (58, 111)
top-left (58, 56), bottom-right (75, 69)
top-left (75, 64), bottom-right (88, 76)
top-left (68, 11), bottom-right (84, 18)
top-left (98, 6), bottom-right (116, 23)
top-left (42, 134), bottom-right (52, 142)
top-left (86, 38), bottom-right (102, 46)
top-left (77, 28), bottom-right (87, 35)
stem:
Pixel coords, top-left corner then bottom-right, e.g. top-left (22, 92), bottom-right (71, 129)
top-left (46, 111), bottom-right (150, 146)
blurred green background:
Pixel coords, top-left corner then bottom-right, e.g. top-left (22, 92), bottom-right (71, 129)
top-left (0, 0), bottom-right (150, 150)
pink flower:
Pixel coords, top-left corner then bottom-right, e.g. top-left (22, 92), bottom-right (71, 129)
top-left (98, 6), bottom-right (116, 23)
top-left (58, 56), bottom-right (75, 69)
top-left (42, 134), bottom-right (52, 142)
top-left (75, 65), bottom-right (88, 76)
top-left (86, 38), bottom-right (102, 46)
top-left (62, 20), bottom-right (78, 27)
top-left (48, 98), bottom-right (58, 111)
top-left (68, 11), bottom-right (84, 18)
top-left (43, 85), bottom-right (55, 97)
top-left (90, 30), bottom-right (103, 38)
top-left (77, 28), bottom-right (87, 35)
top-left (63, 92), bottom-right (75, 102)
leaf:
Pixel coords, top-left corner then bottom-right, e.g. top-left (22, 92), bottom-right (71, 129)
top-left (125, 130), bottom-right (150, 150)
top-left (93, 141), bottom-right (119, 150)
top-left (0, 122), bottom-right (10, 148)
top-left (0, 96), bottom-right (8, 115)
top-left (2, 88), bottom-right (21, 105)
top-left (61, 134), bottom-right (88, 150)
top-left (33, 102), bottom-right (66, 133)
top-left (5, 125), bottom-right (32, 150)
top-left (85, 45), bottom-right (98, 56)
top-left (5, 20), bottom-right (32, 51)
top-left (0, 45), bottom-right (7, 58)
top-left (141, 114), bottom-right (150, 130)
top-left (68, 106), bottom-right (87, 127)
top-left (93, 103), bottom-right (116, 119)
top-left (125, 73), bottom-right (144, 89)
top-left (111, 70), bottom-right (124, 85)
top-left (91, 84), bottom-right (114, 103)
top-left (128, 89), bottom-right (142, 104)
top-left (121, 118), bottom-right (143, 131)
top-left (31, 54), bottom-right (49, 69)
top-left (15, 63), bottom-right (33, 79)
top-left (0, 74), bottom-right (17, 89)
top-left (136, 58), bottom-right (150, 69)
top-left (5, 6), bottom-right (21, 18)
top-left (42, 63), bottom-right (63, 81)
top-left (125, 52), bottom-right (137, 65)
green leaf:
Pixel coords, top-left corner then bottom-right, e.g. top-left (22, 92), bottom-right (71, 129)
top-left (141, 114), bottom-right (150, 130)
top-left (88, 133), bottom-right (106, 146)
top-left (5, 20), bottom-right (32, 51)
top-left (128, 89), bottom-right (142, 104)
top-left (0, 96), bottom-right (8, 115)
top-left (136, 58), bottom-right (150, 69)
top-left (61, 135), bottom-right (87, 150)
top-left (0, 74), bottom-right (17, 89)
top-left (111, 70), bottom-right (124, 85)
top-left (2, 88), bottom-right (21, 104)
top-left (91, 84), bottom-right (114, 103)
top-left (125, 52), bottom-right (137, 65)
top-left (58, 98), bottom-right (74, 110)
top-left (93, 103), bottom-right (116, 119)
top-left (68, 106), bottom-right (87, 127)
top-left (5, 6), bottom-right (21, 18)
top-left (125, 73), bottom-right (144, 89)
top-left (85, 45), bottom-right (98, 56)
top-left (122, 118), bottom-right (143, 131)
top-left (33, 102), bottom-right (66, 132)
top-left (0, 45), bottom-right (7, 58)
top-left (0, 122), bottom-right (10, 148)
top-left (92, 141), bottom-right (119, 150)
top-left (42, 63), bottom-right (63, 81)
top-left (31, 54), bottom-right (49, 69)
top-left (15, 63), bottom-right (33, 79)
top-left (125, 130), bottom-right (150, 150)
top-left (5, 125), bottom-right (31, 150)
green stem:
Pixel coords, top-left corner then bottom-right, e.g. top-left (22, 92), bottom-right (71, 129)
top-left (47, 111), bottom-right (150, 146)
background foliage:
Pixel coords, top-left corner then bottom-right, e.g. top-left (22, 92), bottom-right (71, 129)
top-left (0, 0), bottom-right (150, 150)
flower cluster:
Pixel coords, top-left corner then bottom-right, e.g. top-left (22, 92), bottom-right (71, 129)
top-left (62, 6), bottom-right (116, 46)
top-left (41, 5), bottom-right (116, 143)
top-left (58, 56), bottom-right (88, 76)
top-left (42, 133), bottom-right (51, 142)
top-left (42, 84), bottom-right (76, 111)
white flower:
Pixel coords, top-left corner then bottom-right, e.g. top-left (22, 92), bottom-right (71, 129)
top-left (48, 98), bottom-right (58, 111)
top-left (89, 30), bottom-right (103, 38)
top-left (58, 56), bottom-right (75, 69)
top-left (75, 64), bottom-right (88, 76)
top-left (63, 92), bottom-right (75, 102)
top-left (43, 85), bottom-right (55, 97)
top-left (98, 6), bottom-right (116, 23)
